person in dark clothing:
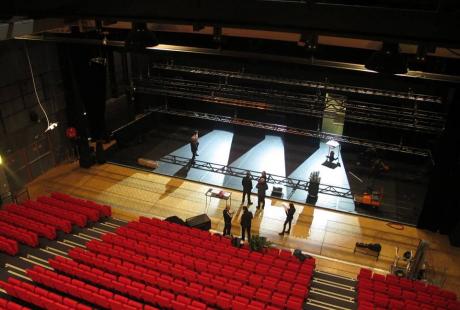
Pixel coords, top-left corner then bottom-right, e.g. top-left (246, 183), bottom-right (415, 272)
top-left (327, 150), bottom-right (338, 163)
top-left (279, 203), bottom-right (296, 235)
top-left (256, 177), bottom-right (268, 209)
top-left (190, 130), bottom-right (199, 162)
top-left (223, 205), bottom-right (234, 236)
top-left (241, 171), bottom-right (253, 205)
top-left (240, 206), bottom-right (253, 242)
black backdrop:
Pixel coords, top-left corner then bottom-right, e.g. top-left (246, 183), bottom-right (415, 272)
top-left (59, 43), bottom-right (107, 141)
top-left (418, 87), bottom-right (460, 239)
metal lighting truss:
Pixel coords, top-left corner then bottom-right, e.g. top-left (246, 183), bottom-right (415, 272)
top-left (148, 106), bottom-right (430, 156)
top-left (150, 63), bottom-right (443, 104)
top-left (136, 76), bottom-right (445, 133)
top-left (158, 154), bottom-right (353, 199)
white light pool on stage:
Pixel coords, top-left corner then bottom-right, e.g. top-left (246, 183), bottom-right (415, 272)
top-left (230, 135), bottom-right (286, 177)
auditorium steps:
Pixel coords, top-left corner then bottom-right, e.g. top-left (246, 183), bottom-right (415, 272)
top-left (305, 270), bottom-right (357, 310)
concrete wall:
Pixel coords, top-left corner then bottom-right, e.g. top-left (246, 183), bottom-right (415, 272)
top-left (0, 40), bottom-right (70, 193)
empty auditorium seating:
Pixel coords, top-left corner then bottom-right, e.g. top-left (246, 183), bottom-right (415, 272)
top-left (4, 204), bottom-right (72, 233)
top-left (22, 200), bottom-right (87, 228)
top-left (0, 222), bottom-right (38, 247)
top-left (0, 277), bottom-right (88, 310)
top-left (51, 192), bottom-right (112, 217)
top-left (357, 268), bottom-right (460, 310)
top-left (0, 297), bottom-right (30, 310)
top-left (0, 236), bottom-right (18, 256)
top-left (37, 196), bottom-right (100, 222)
top-left (0, 210), bottom-right (56, 240)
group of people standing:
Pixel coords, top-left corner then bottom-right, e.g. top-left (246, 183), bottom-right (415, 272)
top-left (241, 171), bottom-right (268, 210)
top-left (224, 170), bottom-right (296, 242)
top-left (189, 130), bottom-right (296, 242)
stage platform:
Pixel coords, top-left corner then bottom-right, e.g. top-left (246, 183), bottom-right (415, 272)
top-left (107, 121), bottom-right (430, 225)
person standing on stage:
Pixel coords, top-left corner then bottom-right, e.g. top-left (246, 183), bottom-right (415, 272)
top-left (223, 205), bottom-right (234, 236)
top-left (241, 171), bottom-right (253, 205)
top-left (240, 206), bottom-right (253, 242)
top-left (279, 202), bottom-right (296, 235)
top-left (190, 130), bottom-right (199, 162)
top-left (256, 177), bottom-right (268, 209)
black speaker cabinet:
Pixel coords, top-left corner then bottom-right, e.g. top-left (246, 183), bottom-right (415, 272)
top-left (186, 214), bottom-right (211, 231)
top-left (78, 139), bottom-right (93, 168)
top-left (271, 186), bottom-right (283, 197)
top-left (165, 216), bottom-right (186, 226)
top-left (95, 141), bottom-right (106, 164)
top-left (449, 221), bottom-right (460, 247)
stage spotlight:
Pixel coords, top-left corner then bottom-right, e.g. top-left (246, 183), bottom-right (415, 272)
top-left (365, 42), bottom-right (407, 74)
top-left (0, 154), bottom-right (2, 165)
top-left (125, 22), bottom-right (159, 51)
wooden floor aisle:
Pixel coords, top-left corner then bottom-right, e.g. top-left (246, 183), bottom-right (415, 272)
top-left (27, 161), bottom-right (460, 295)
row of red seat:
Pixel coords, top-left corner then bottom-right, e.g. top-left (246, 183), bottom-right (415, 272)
top-left (26, 266), bottom-right (146, 310)
top-left (99, 232), bottom-right (312, 286)
top-left (0, 277), bottom-right (87, 310)
top-left (51, 192), bottom-right (112, 217)
top-left (51, 255), bottom-right (285, 310)
top-left (65, 248), bottom-right (302, 310)
top-left (4, 204), bottom-right (72, 234)
top-left (357, 269), bottom-right (460, 310)
top-left (0, 221), bottom-right (38, 247)
top-left (0, 297), bottom-right (30, 310)
top-left (22, 200), bottom-right (87, 228)
top-left (136, 217), bottom-right (309, 264)
top-left (358, 288), bottom-right (460, 310)
top-left (37, 196), bottom-right (100, 222)
top-left (0, 236), bottom-right (18, 256)
top-left (358, 278), bottom-right (458, 308)
top-left (359, 269), bottom-right (457, 300)
top-left (0, 210), bottom-right (56, 240)
top-left (121, 222), bottom-right (314, 269)
top-left (84, 238), bottom-right (310, 299)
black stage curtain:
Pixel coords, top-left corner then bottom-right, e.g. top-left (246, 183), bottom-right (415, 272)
top-left (59, 44), bottom-right (107, 140)
top-left (418, 88), bottom-right (460, 236)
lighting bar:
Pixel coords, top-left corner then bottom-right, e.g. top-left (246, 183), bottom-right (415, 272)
top-left (148, 106), bottom-right (431, 156)
top-left (151, 63), bottom-right (443, 103)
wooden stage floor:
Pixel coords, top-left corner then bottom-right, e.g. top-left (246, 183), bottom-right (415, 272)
top-left (27, 161), bottom-right (460, 295)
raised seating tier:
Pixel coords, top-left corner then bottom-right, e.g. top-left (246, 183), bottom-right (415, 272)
top-left (0, 211), bottom-right (56, 240)
top-left (37, 196), bottom-right (100, 222)
top-left (0, 296), bottom-right (31, 310)
top-left (22, 200), bottom-right (87, 228)
top-left (0, 277), bottom-right (89, 310)
top-left (357, 268), bottom-right (460, 310)
top-left (0, 222), bottom-right (38, 248)
top-left (4, 204), bottom-right (72, 233)
top-left (51, 192), bottom-right (112, 217)
top-left (0, 236), bottom-right (18, 256)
